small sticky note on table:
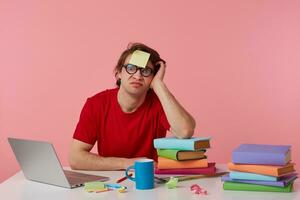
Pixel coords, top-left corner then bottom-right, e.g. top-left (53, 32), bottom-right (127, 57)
top-left (84, 181), bottom-right (108, 193)
top-left (165, 177), bottom-right (178, 189)
top-left (129, 50), bottom-right (150, 68)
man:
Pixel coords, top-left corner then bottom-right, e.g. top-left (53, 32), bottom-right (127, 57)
top-left (69, 43), bottom-right (195, 170)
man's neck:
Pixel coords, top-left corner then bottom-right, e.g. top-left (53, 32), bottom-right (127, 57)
top-left (117, 88), bottom-right (147, 113)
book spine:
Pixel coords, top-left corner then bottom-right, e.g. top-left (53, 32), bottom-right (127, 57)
top-left (222, 174), bottom-right (296, 187)
top-left (228, 163), bottom-right (279, 176)
top-left (157, 150), bottom-right (178, 160)
top-left (232, 152), bottom-right (286, 165)
top-left (229, 172), bottom-right (277, 181)
top-left (223, 181), bottom-right (293, 192)
top-left (157, 158), bottom-right (208, 169)
top-left (154, 140), bottom-right (194, 150)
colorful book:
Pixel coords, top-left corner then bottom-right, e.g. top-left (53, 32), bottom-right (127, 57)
top-left (232, 144), bottom-right (291, 165)
top-left (155, 163), bottom-right (216, 175)
top-left (228, 162), bottom-right (295, 176)
top-left (229, 171), bottom-right (277, 181)
top-left (157, 149), bottom-right (206, 161)
top-left (223, 181), bottom-right (294, 192)
top-left (157, 157), bottom-right (208, 169)
top-left (153, 137), bottom-right (210, 150)
top-left (222, 173), bottom-right (298, 187)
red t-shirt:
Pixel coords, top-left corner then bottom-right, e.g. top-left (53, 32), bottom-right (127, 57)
top-left (73, 88), bottom-right (170, 160)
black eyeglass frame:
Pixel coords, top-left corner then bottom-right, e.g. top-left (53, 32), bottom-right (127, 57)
top-left (123, 64), bottom-right (155, 77)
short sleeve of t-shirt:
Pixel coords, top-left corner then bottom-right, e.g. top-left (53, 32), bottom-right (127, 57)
top-left (73, 98), bottom-right (99, 145)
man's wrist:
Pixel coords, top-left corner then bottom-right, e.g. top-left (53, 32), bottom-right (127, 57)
top-left (120, 158), bottom-right (135, 169)
top-left (152, 80), bottom-right (165, 93)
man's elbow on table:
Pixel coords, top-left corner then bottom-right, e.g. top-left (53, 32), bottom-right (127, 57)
top-left (172, 126), bottom-right (195, 139)
top-left (68, 152), bottom-right (81, 170)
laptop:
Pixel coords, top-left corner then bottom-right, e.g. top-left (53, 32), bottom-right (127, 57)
top-left (8, 137), bottom-right (109, 188)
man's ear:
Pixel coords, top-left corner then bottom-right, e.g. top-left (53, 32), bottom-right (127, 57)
top-left (115, 70), bottom-right (121, 79)
top-left (115, 71), bottom-right (122, 86)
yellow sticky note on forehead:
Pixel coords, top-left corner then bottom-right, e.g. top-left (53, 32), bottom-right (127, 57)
top-left (129, 50), bottom-right (150, 68)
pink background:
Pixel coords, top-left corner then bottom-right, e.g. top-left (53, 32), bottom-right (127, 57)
top-left (1, 0), bottom-right (300, 183)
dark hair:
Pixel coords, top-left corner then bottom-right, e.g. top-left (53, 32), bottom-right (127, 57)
top-left (114, 42), bottom-right (165, 86)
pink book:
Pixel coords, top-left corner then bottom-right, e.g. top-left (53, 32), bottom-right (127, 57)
top-left (155, 163), bottom-right (216, 175)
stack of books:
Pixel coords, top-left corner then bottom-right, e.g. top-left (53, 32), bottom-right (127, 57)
top-left (153, 137), bottom-right (216, 175)
top-left (222, 144), bottom-right (297, 192)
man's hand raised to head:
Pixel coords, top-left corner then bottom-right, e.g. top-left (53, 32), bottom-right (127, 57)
top-left (150, 61), bottom-right (166, 90)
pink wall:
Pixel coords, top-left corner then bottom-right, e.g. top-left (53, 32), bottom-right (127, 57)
top-left (1, 0), bottom-right (300, 183)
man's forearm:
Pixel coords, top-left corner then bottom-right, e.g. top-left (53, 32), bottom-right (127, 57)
top-left (69, 150), bottom-right (135, 171)
top-left (152, 81), bottom-right (196, 138)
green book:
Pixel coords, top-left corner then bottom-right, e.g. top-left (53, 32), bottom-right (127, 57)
top-left (157, 149), bottom-right (206, 161)
top-left (223, 181), bottom-right (294, 192)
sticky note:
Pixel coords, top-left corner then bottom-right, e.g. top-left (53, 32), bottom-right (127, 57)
top-left (117, 187), bottom-right (127, 193)
top-left (129, 50), bottom-right (150, 68)
top-left (165, 177), bottom-right (178, 189)
top-left (84, 181), bottom-right (108, 193)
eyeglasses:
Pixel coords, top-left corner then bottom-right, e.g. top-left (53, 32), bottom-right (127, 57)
top-left (123, 64), bottom-right (154, 77)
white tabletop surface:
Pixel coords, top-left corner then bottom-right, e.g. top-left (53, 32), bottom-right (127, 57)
top-left (0, 164), bottom-right (299, 200)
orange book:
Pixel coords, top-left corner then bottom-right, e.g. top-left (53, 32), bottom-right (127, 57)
top-left (228, 162), bottom-right (295, 177)
top-left (157, 157), bottom-right (208, 169)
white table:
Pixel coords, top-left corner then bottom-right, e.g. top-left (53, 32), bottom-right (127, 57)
top-left (0, 164), bottom-right (299, 200)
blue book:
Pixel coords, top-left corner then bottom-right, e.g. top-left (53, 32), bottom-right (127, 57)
top-left (232, 144), bottom-right (291, 165)
top-left (153, 137), bottom-right (210, 150)
top-left (222, 173), bottom-right (298, 187)
top-left (229, 171), bottom-right (277, 181)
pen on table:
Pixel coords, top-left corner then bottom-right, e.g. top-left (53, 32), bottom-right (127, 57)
top-left (154, 171), bottom-right (229, 183)
top-left (154, 176), bottom-right (167, 184)
top-left (116, 173), bottom-right (132, 183)
top-left (177, 171), bottom-right (229, 182)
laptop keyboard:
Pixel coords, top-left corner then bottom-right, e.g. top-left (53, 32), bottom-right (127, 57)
top-left (64, 170), bottom-right (108, 185)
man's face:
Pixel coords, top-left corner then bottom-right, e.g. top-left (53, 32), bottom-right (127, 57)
top-left (117, 54), bottom-right (154, 96)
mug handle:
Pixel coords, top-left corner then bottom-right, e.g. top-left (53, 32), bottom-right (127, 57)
top-left (125, 165), bottom-right (135, 182)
